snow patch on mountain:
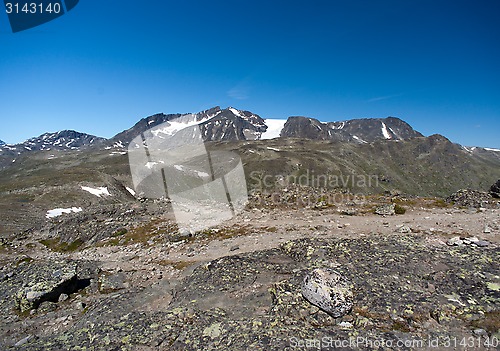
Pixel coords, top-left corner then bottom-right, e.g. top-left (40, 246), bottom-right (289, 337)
top-left (463, 146), bottom-right (476, 153)
top-left (46, 207), bottom-right (82, 219)
top-left (261, 119), bottom-right (287, 139)
top-left (353, 135), bottom-right (367, 143)
top-left (229, 107), bottom-right (243, 117)
top-left (150, 114), bottom-right (214, 138)
top-left (81, 186), bottom-right (111, 197)
top-left (381, 122), bottom-right (391, 139)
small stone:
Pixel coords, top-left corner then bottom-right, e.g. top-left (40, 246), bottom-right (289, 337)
top-left (37, 301), bottom-right (58, 313)
top-left (475, 240), bottom-right (490, 247)
top-left (375, 204), bottom-right (395, 216)
top-left (229, 245), bottom-right (239, 252)
top-left (75, 301), bottom-right (86, 310)
top-left (483, 226), bottom-right (492, 234)
top-left (473, 328), bottom-right (487, 336)
top-left (397, 225), bottom-right (412, 234)
top-left (58, 293), bottom-right (69, 302)
top-left (203, 322), bottom-right (223, 339)
top-left (337, 321), bottom-right (353, 329)
top-left (447, 236), bottom-right (463, 246)
top-left (463, 236), bottom-right (479, 245)
top-left (301, 268), bottom-right (353, 318)
top-left (14, 335), bottom-right (32, 347)
top-left (341, 209), bottom-right (357, 216)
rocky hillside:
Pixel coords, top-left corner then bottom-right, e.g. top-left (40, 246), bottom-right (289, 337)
top-left (0, 197), bottom-right (499, 350)
top-left (1, 132), bottom-right (499, 236)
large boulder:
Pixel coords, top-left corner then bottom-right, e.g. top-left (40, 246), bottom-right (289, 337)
top-left (15, 262), bottom-right (78, 312)
top-left (490, 180), bottom-right (500, 198)
top-left (301, 268), bottom-right (354, 317)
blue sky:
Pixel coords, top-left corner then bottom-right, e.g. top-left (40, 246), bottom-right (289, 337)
top-left (0, 0), bottom-right (499, 147)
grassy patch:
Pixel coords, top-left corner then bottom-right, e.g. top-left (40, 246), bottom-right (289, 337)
top-left (16, 256), bottom-right (34, 266)
top-left (39, 238), bottom-right (84, 252)
top-left (97, 219), bottom-right (177, 247)
top-left (394, 204), bottom-right (406, 215)
top-left (111, 228), bottom-right (128, 237)
top-left (157, 260), bottom-right (194, 270)
top-left (432, 198), bottom-right (449, 208)
top-left (197, 225), bottom-right (251, 241)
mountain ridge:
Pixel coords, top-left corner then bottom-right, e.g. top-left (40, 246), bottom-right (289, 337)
top-left (1, 106), bottom-right (423, 151)
top-left (1, 107), bottom-right (498, 157)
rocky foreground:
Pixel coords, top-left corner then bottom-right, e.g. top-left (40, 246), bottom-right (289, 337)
top-left (0, 196), bottom-right (499, 350)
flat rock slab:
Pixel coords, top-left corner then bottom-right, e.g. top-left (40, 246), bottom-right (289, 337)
top-left (98, 272), bottom-right (127, 293)
top-left (14, 261), bottom-right (78, 312)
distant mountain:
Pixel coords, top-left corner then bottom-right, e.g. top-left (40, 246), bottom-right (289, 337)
top-left (3, 130), bottom-right (106, 153)
top-left (24, 130), bottom-right (105, 151)
top-left (109, 106), bottom-right (268, 147)
top-left (279, 116), bottom-right (354, 142)
top-left (280, 116), bottom-right (423, 143)
top-left (0, 130), bottom-right (105, 161)
top-left (0, 140), bottom-right (5, 146)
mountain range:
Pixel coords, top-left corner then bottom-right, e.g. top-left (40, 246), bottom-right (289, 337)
top-left (2, 106), bottom-right (499, 171)
top-left (0, 105), bottom-right (490, 155)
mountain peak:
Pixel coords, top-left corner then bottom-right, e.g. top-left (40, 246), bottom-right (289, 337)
top-left (0, 139), bottom-right (5, 146)
top-left (0, 130), bottom-right (104, 158)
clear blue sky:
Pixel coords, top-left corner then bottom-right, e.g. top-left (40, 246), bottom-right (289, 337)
top-left (1, 0), bottom-right (499, 147)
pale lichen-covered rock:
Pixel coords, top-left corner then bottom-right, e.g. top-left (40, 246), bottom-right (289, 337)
top-left (301, 268), bottom-right (353, 317)
top-left (14, 262), bottom-right (78, 312)
top-left (375, 203), bottom-right (395, 216)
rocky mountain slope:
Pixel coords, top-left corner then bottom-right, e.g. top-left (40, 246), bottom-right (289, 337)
top-left (109, 106), bottom-right (268, 147)
top-left (280, 116), bottom-right (423, 142)
top-left (0, 198), bottom-right (499, 350)
top-left (0, 133), bottom-right (499, 236)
